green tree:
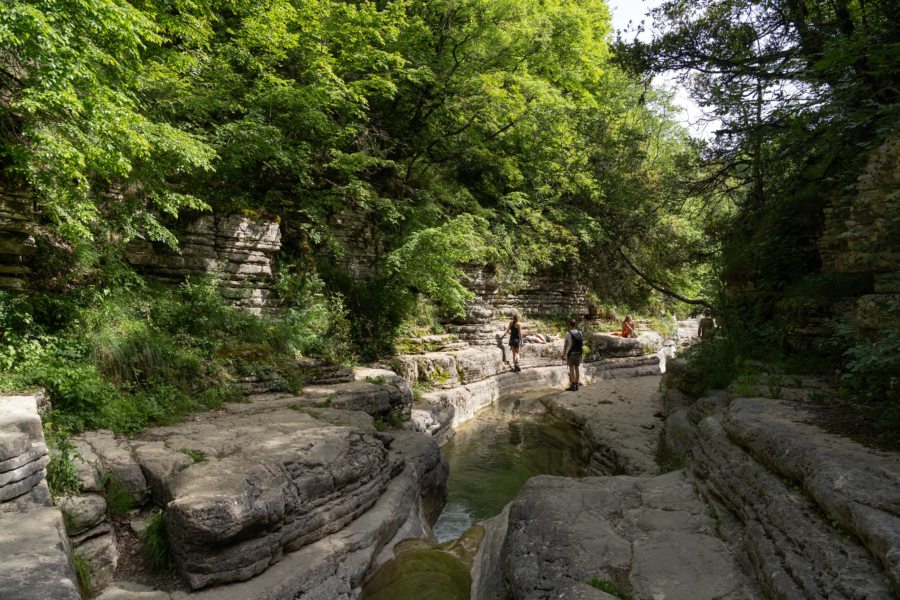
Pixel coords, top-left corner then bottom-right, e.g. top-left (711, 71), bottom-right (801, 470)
top-left (0, 0), bottom-right (214, 242)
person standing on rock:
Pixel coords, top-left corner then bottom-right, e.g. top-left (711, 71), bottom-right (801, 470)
top-left (503, 314), bottom-right (523, 372)
top-left (561, 319), bottom-right (583, 391)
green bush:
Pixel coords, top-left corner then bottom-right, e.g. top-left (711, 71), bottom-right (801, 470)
top-left (1, 255), bottom-right (359, 435)
top-left (674, 336), bottom-right (744, 396)
top-left (586, 577), bottom-right (631, 599)
top-left (842, 329), bottom-right (900, 405)
top-left (44, 426), bottom-right (82, 497)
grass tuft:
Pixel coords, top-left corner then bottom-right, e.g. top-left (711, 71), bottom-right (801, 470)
top-left (72, 552), bottom-right (93, 598)
top-left (101, 471), bottom-right (135, 517)
top-left (586, 577), bottom-right (632, 599)
top-left (140, 509), bottom-right (173, 572)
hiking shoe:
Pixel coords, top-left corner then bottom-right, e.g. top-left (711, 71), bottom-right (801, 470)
top-left (514, 364), bottom-right (521, 372)
top-left (566, 385), bottom-right (576, 391)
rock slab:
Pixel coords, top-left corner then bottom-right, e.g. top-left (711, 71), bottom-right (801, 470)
top-left (497, 471), bottom-right (755, 600)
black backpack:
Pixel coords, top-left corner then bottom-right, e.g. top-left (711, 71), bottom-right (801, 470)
top-left (568, 330), bottom-right (583, 354)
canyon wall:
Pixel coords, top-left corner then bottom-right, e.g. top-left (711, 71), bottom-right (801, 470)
top-left (124, 215), bottom-right (282, 314)
top-left (0, 194), bottom-right (34, 291)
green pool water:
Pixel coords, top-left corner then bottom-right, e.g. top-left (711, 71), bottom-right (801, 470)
top-left (432, 390), bottom-right (588, 542)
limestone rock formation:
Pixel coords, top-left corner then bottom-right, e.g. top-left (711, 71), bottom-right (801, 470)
top-left (125, 214), bottom-right (282, 314)
top-left (51, 376), bottom-right (440, 595)
top-left (0, 193), bottom-right (35, 291)
top-left (180, 464), bottom-right (425, 599)
top-left (543, 376), bottom-right (664, 476)
top-left (0, 393), bottom-right (80, 600)
top-left (163, 417), bottom-right (399, 589)
top-left (493, 471), bottom-right (753, 600)
top-left (390, 430), bottom-right (449, 525)
top-left (664, 386), bottom-right (899, 598)
top-left (59, 493), bottom-right (108, 535)
top-left (588, 332), bottom-right (643, 358)
top-left (76, 430), bottom-right (150, 504)
top-left (407, 345), bottom-right (664, 444)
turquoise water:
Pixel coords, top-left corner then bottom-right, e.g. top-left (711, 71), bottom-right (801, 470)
top-left (432, 390), bottom-right (588, 542)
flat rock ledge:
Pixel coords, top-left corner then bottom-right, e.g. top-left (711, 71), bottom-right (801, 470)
top-left (665, 385), bottom-right (900, 599)
top-left (543, 375), bottom-right (665, 476)
top-left (60, 375), bottom-right (443, 597)
top-left (476, 471), bottom-right (756, 600)
top-left (0, 393), bottom-right (80, 600)
top-left (406, 338), bottom-right (665, 445)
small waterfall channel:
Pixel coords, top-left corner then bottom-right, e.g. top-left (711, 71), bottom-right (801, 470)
top-left (433, 390), bottom-right (589, 541)
top-left (362, 390), bottom-right (589, 599)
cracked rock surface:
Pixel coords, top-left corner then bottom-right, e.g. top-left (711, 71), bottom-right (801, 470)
top-left (498, 471), bottom-right (755, 600)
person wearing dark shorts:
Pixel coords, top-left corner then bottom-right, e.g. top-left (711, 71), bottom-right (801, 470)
top-left (503, 314), bottom-right (523, 372)
top-left (561, 319), bottom-right (583, 390)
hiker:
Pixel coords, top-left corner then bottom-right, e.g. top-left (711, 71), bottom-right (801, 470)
top-left (561, 319), bottom-right (583, 391)
top-left (503, 314), bottom-right (523, 372)
top-left (610, 315), bottom-right (636, 338)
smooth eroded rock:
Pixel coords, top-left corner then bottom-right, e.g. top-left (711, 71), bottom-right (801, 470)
top-left (499, 471), bottom-right (756, 600)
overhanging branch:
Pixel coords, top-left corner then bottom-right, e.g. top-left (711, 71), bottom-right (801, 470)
top-left (615, 246), bottom-right (714, 312)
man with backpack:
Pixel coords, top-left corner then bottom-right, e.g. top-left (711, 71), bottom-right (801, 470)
top-left (561, 319), bottom-right (583, 391)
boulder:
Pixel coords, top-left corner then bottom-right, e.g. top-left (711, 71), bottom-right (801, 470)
top-left (59, 493), bottom-right (107, 536)
top-left (179, 465), bottom-right (421, 600)
top-left (76, 530), bottom-right (119, 590)
top-left (0, 503), bottom-right (80, 599)
top-left (70, 437), bottom-right (104, 493)
top-left (156, 412), bottom-right (401, 589)
top-left (588, 333), bottom-right (643, 358)
top-left (77, 430), bottom-right (148, 504)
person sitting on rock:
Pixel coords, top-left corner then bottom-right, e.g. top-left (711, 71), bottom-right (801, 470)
top-left (503, 314), bottom-right (524, 372)
top-left (523, 333), bottom-right (545, 344)
top-left (610, 315), bottom-right (637, 338)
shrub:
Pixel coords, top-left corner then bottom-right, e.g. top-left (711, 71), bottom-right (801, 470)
top-left (44, 426), bottom-right (82, 497)
top-left (586, 577), bottom-right (631, 599)
top-left (841, 328), bottom-right (900, 405)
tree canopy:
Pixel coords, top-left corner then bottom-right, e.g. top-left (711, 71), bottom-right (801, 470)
top-left (1, 0), bottom-right (710, 321)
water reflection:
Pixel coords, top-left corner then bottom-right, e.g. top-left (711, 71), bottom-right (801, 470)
top-left (432, 391), bottom-right (587, 542)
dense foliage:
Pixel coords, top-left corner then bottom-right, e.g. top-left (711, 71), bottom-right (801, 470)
top-left (1, 0), bottom-right (713, 358)
top-left (619, 0), bottom-right (900, 438)
top-left (0, 246), bottom-right (351, 434)
top-left (2, 0), bottom-right (730, 442)
top-left (2, 0), bottom-right (708, 295)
